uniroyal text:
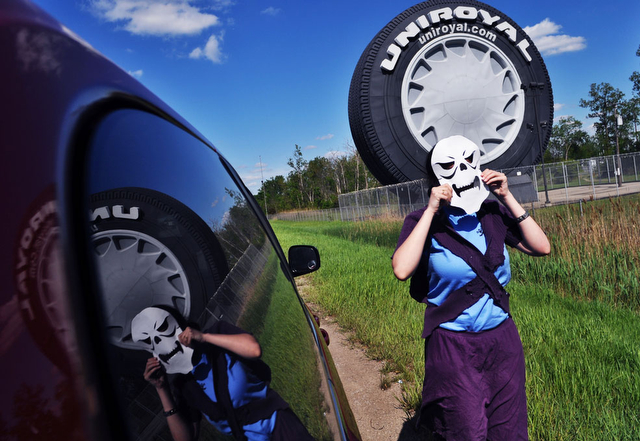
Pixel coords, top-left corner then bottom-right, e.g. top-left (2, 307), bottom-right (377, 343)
top-left (381, 6), bottom-right (533, 72)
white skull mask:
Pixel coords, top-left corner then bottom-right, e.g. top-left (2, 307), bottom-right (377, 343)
top-left (430, 136), bottom-right (489, 214)
top-left (131, 307), bottom-right (194, 374)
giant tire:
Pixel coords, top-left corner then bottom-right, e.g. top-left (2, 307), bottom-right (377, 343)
top-left (14, 187), bottom-right (76, 374)
top-left (348, 0), bottom-right (553, 185)
top-left (89, 187), bottom-right (228, 350)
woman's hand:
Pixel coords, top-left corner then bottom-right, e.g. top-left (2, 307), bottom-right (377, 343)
top-left (144, 357), bottom-right (167, 390)
top-left (427, 184), bottom-right (453, 213)
top-left (481, 169), bottom-right (509, 199)
top-left (393, 185), bottom-right (450, 281)
top-left (178, 327), bottom-right (203, 348)
top-left (481, 168), bottom-right (551, 256)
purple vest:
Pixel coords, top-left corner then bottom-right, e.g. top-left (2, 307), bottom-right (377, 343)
top-left (397, 201), bottom-right (522, 338)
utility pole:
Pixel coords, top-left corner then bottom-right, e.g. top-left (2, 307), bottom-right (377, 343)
top-left (614, 105), bottom-right (623, 187)
top-left (522, 82), bottom-right (550, 204)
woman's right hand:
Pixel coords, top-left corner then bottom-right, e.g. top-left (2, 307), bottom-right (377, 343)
top-left (393, 184), bottom-right (451, 280)
top-left (144, 357), bottom-right (167, 389)
top-left (427, 184), bottom-right (453, 213)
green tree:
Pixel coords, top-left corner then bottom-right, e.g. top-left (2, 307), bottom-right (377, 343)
top-left (579, 83), bottom-right (626, 155)
top-left (256, 175), bottom-right (289, 214)
top-left (286, 145), bottom-right (307, 209)
top-left (630, 44), bottom-right (640, 98)
top-left (547, 116), bottom-right (591, 161)
top-left (306, 156), bottom-right (338, 208)
top-left (256, 143), bottom-right (381, 213)
top-left (619, 97), bottom-right (640, 152)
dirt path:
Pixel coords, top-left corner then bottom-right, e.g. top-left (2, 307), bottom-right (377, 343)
top-left (300, 298), bottom-right (422, 440)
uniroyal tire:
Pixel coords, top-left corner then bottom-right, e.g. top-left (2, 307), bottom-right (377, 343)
top-left (14, 187), bottom-right (75, 374)
top-left (348, 0), bottom-right (553, 185)
top-left (89, 187), bottom-right (228, 350)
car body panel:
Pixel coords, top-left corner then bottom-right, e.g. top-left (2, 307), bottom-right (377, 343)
top-left (0, 1), bottom-right (360, 439)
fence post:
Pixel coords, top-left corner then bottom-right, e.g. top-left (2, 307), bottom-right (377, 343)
top-left (563, 163), bottom-right (569, 202)
top-left (577, 162), bottom-right (581, 186)
top-left (590, 161), bottom-right (596, 200)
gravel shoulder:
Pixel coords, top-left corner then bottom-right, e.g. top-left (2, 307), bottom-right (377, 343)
top-left (306, 302), bottom-right (424, 441)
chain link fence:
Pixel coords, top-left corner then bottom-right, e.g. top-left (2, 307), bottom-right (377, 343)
top-left (270, 152), bottom-right (640, 222)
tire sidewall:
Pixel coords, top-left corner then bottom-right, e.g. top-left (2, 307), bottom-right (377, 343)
top-left (14, 187), bottom-right (74, 374)
top-left (89, 187), bottom-right (228, 347)
top-left (349, 0), bottom-right (553, 184)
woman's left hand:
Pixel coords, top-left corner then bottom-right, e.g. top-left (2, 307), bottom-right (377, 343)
top-left (179, 327), bottom-right (203, 348)
top-left (481, 169), bottom-right (509, 199)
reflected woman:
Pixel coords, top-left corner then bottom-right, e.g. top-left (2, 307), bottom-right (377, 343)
top-left (132, 306), bottom-right (314, 441)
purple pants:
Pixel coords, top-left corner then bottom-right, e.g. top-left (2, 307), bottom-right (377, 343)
top-left (419, 318), bottom-right (528, 441)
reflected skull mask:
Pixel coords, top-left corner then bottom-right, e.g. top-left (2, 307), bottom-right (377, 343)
top-left (430, 136), bottom-right (489, 214)
top-left (131, 307), bottom-right (194, 374)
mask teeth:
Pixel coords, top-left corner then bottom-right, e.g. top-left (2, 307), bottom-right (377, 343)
top-left (453, 176), bottom-right (480, 197)
top-left (159, 341), bottom-right (183, 363)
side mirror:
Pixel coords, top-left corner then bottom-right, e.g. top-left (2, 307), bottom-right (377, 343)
top-left (288, 245), bottom-right (321, 277)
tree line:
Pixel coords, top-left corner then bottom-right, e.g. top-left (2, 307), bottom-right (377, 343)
top-left (257, 45), bottom-right (640, 214)
top-left (546, 44), bottom-right (640, 162)
top-left (255, 144), bottom-right (380, 214)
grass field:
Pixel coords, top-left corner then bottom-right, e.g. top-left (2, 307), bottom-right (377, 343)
top-left (271, 195), bottom-right (640, 440)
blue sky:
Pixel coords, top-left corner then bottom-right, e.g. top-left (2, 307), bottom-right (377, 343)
top-left (32, 0), bottom-right (640, 193)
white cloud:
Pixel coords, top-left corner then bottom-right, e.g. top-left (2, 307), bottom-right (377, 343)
top-left (190, 33), bottom-right (225, 63)
top-left (90, 0), bottom-right (219, 36)
top-left (260, 7), bottom-right (281, 16)
top-left (524, 19), bottom-right (586, 56)
top-left (128, 69), bottom-right (143, 78)
top-left (315, 133), bottom-right (334, 141)
top-left (211, 0), bottom-right (235, 11)
top-left (304, 145), bottom-right (317, 150)
top-left (554, 103), bottom-right (565, 112)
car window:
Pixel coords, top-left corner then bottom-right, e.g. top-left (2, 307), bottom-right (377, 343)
top-left (85, 108), bottom-right (341, 440)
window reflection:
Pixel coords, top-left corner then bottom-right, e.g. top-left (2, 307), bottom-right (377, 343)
top-left (86, 109), bottom-right (339, 440)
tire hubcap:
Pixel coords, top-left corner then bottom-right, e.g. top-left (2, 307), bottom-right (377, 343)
top-left (401, 35), bottom-right (525, 163)
top-left (92, 229), bottom-right (190, 348)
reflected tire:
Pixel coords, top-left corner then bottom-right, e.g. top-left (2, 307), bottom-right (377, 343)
top-left (348, 0), bottom-right (553, 184)
top-left (89, 187), bottom-right (228, 349)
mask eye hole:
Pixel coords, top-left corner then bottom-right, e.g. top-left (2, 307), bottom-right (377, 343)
top-left (465, 153), bottom-right (474, 163)
top-left (439, 161), bottom-right (455, 170)
top-left (141, 337), bottom-right (151, 345)
top-left (157, 317), bottom-right (169, 333)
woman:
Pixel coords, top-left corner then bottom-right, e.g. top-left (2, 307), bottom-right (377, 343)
top-left (392, 136), bottom-right (550, 440)
top-left (133, 306), bottom-right (315, 441)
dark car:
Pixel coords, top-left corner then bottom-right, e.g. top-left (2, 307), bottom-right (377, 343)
top-left (0, 1), bottom-right (360, 439)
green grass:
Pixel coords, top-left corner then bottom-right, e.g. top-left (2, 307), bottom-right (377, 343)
top-left (512, 282), bottom-right (640, 440)
top-left (271, 197), bottom-right (640, 440)
top-left (239, 250), bottom-right (333, 441)
top-left (518, 195), bottom-right (640, 310)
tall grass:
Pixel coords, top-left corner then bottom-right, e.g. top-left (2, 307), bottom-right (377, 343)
top-left (514, 195), bottom-right (640, 310)
top-left (272, 194), bottom-right (640, 440)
